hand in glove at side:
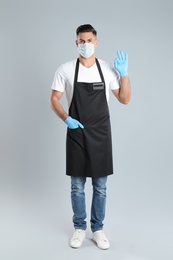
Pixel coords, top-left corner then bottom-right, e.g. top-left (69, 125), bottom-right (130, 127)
top-left (65, 116), bottom-right (84, 129)
top-left (114, 50), bottom-right (128, 77)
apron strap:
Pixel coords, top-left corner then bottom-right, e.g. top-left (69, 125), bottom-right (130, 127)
top-left (74, 58), bottom-right (80, 84)
top-left (95, 58), bottom-right (106, 84)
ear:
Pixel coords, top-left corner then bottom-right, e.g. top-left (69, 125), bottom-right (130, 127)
top-left (75, 40), bottom-right (78, 47)
top-left (94, 39), bottom-right (98, 47)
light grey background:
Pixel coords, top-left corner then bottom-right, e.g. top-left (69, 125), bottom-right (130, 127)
top-left (0, 0), bottom-right (173, 259)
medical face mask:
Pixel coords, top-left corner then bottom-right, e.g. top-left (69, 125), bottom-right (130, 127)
top-left (78, 43), bottom-right (95, 58)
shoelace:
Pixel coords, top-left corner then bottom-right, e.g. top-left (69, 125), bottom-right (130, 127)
top-left (73, 230), bottom-right (84, 240)
top-left (97, 231), bottom-right (108, 241)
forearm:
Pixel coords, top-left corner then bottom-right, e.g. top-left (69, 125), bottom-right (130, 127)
top-left (50, 99), bottom-right (68, 121)
top-left (118, 76), bottom-right (131, 104)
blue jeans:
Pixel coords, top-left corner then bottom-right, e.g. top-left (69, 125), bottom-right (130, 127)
top-left (71, 176), bottom-right (107, 232)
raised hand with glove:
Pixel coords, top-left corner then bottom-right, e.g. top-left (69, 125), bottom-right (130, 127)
top-left (112, 50), bottom-right (130, 104)
top-left (114, 50), bottom-right (128, 77)
top-left (65, 116), bottom-right (84, 129)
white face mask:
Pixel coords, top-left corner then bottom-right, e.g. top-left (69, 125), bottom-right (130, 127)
top-left (78, 43), bottom-right (95, 58)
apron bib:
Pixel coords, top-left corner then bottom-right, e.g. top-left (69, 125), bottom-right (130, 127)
top-left (66, 58), bottom-right (113, 177)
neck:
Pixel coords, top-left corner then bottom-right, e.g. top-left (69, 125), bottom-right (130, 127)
top-left (79, 54), bottom-right (96, 68)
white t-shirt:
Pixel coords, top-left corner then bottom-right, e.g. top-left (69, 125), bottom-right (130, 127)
top-left (51, 59), bottom-right (120, 107)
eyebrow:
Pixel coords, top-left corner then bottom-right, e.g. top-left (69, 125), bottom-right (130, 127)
top-left (79, 38), bottom-right (93, 41)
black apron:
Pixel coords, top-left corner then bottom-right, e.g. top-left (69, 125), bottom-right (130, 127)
top-left (66, 58), bottom-right (113, 178)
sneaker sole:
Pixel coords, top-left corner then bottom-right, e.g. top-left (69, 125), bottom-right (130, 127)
top-left (92, 237), bottom-right (110, 250)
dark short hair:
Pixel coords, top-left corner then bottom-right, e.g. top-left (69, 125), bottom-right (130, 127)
top-left (76, 24), bottom-right (97, 36)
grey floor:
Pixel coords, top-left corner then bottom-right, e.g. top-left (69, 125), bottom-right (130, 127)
top-left (1, 178), bottom-right (173, 260)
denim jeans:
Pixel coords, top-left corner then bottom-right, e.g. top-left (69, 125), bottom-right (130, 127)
top-left (71, 176), bottom-right (107, 232)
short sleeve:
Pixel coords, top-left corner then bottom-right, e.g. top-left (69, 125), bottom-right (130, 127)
top-left (51, 65), bottom-right (66, 92)
top-left (110, 67), bottom-right (120, 90)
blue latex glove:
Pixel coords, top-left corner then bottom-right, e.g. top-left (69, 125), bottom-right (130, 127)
top-left (114, 50), bottom-right (128, 76)
top-left (65, 116), bottom-right (84, 129)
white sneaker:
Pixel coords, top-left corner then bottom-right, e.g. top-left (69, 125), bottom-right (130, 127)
top-left (70, 229), bottom-right (86, 248)
top-left (92, 230), bottom-right (110, 250)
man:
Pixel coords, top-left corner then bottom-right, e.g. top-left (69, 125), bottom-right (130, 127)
top-left (50, 24), bottom-right (131, 250)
